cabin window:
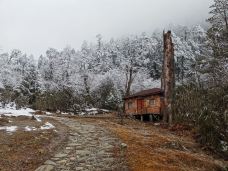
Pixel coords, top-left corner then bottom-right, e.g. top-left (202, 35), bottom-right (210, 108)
top-left (128, 102), bottom-right (133, 109)
top-left (149, 99), bottom-right (156, 106)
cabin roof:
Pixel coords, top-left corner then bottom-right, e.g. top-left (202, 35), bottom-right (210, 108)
top-left (124, 88), bottom-right (163, 100)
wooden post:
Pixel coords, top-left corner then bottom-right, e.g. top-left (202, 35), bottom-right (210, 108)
top-left (118, 106), bottom-right (124, 125)
top-left (162, 31), bottom-right (175, 125)
top-left (149, 114), bottom-right (153, 122)
top-left (141, 115), bottom-right (144, 122)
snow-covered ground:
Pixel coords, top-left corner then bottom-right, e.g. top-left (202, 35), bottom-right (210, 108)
top-left (0, 102), bottom-right (110, 117)
top-left (0, 126), bottom-right (17, 133)
top-left (46, 112), bottom-right (53, 115)
top-left (0, 102), bottom-right (55, 133)
top-left (84, 108), bottom-right (99, 115)
top-left (25, 126), bottom-right (37, 131)
top-left (79, 108), bottom-right (110, 115)
top-left (33, 115), bottom-right (42, 122)
top-left (0, 102), bottom-right (110, 134)
top-left (24, 122), bottom-right (55, 131)
top-left (0, 102), bottom-right (34, 117)
top-left (40, 122), bottom-right (55, 130)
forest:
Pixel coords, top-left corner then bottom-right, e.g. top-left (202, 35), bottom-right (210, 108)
top-left (0, 25), bottom-right (207, 111)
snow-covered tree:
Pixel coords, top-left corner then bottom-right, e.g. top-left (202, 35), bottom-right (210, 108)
top-left (0, 24), bottom-right (209, 111)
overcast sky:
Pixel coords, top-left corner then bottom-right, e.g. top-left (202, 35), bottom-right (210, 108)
top-left (0, 0), bottom-right (213, 57)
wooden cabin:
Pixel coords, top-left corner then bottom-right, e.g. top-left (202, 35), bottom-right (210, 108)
top-left (124, 88), bottom-right (164, 121)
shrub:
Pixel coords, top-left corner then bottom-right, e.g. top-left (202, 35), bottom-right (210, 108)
top-left (173, 84), bottom-right (228, 154)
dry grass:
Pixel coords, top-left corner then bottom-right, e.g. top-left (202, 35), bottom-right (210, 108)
top-left (0, 116), bottom-right (68, 171)
top-left (73, 116), bottom-right (227, 171)
top-left (0, 117), bottom-right (9, 125)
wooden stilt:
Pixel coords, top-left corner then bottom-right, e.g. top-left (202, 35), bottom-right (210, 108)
top-left (141, 115), bottom-right (143, 122)
top-left (149, 115), bottom-right (153, 122)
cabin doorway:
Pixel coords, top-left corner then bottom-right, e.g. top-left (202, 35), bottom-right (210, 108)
top-left (137, 99), bottom-right (144, 113)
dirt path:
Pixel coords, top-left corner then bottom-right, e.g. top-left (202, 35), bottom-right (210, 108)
top-left (35, 117), bottom-right (128, 171)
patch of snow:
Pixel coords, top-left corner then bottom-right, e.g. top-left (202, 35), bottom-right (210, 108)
top-left (40, 122), bottom-right (55, 130)
top-left (33, 115), bottom-right (42, 122)
top-left (89, 111), bottom-right (98, 115)
top-left (79, 108), bottom-right (110, 115)
top-left (61, 112), bottom-right (69, 115)
top-left (46, 112), bottom-right (53, 115)
top-left (85, 108), bottom-right (98, 112)
top-left (0, 102), bottom-right (34, 117)
top-left (221, 141), bottom-right (228, 152)
top-left (25, 126), bottom-right (37, 131)
top-left (79, 112), bottom-right (85, 116)
top-left (85, 108), bottom-right (99, 115)
top-left (100, 109), bottom-right (110, 113)
top-left (0, 126), bottom-right (17, 133)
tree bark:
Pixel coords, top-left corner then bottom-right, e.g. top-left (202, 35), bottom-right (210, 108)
top-left (125, 65), bottom-right (133, 97)
top-left (162, 31), bottom-right (175, 125)
top-left (161, 31), bottom-right (165, 91)
top-left (123, 65), bottom-right (134, 113)
top-left (223, 10), bottom-right (228, 31)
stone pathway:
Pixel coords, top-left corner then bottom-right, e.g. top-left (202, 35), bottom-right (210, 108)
top-left (35, 117), bottom-right (128, 171)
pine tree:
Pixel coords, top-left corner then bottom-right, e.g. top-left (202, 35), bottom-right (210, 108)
top-left (207, 0), bottom-right (228, 86)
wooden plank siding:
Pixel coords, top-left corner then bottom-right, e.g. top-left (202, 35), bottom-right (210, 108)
top-left (125, 95), bottom-right (163, 116)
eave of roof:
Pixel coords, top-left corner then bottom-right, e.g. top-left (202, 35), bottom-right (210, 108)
top-left (124, 88), bottom-right (163, 100)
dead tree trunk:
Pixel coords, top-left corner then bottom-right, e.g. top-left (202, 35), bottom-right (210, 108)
top-left (125, 65), bottom-right (133, 97)
top-left (161, 31), bottom-right (165, 91)
top-left (123, 65), bottom-right (134, 113)
top-left (162, 31), bottom-right (175, 125)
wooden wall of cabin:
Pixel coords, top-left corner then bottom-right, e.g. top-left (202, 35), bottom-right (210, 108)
top-left (144, 95), bottom-right (162, 114)
top-left (125, 99), bottom-right (137, 115)
top-left (125, 95), bottom-right (163, 115)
